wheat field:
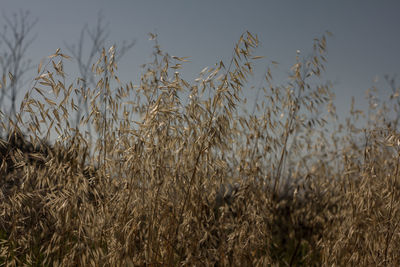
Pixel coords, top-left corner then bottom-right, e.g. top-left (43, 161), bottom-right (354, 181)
top-left (1, 31), bottom-right (399, 266)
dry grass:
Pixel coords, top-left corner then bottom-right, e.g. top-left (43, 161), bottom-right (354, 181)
top-left (0, 31), bottom-right (400, 266)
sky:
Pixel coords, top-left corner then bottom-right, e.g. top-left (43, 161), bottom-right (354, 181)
top-left (1, 0), bottom-right (400, 122)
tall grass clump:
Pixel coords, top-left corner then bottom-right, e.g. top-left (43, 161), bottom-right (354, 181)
top-left (1, 31), bottom-right (400, 266)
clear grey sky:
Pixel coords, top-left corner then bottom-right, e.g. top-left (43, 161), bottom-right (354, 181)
top-left (2, 0), bottom-right (400, 120)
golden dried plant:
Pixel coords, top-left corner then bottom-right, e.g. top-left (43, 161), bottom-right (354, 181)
top-left (0, 31), bottom-right (399, 266)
